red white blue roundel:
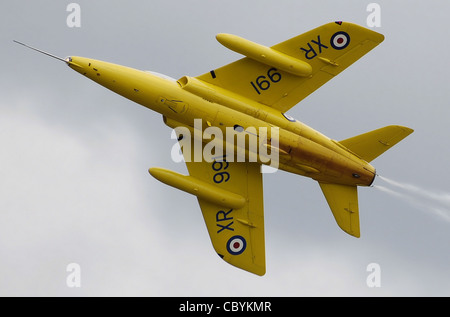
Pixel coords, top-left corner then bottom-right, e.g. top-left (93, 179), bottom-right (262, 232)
top-left (227, 235), bottom-right (247, 255)
top-left (330, 31), bottom-right (350, 50)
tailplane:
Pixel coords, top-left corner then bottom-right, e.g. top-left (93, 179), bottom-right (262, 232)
top-left (339, 125), bottom-right (413, 163)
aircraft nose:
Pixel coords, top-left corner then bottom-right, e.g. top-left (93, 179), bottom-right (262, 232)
top-left (64, 56), bottom-right (85, 71)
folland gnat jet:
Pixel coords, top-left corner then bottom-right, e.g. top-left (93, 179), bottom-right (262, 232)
top-left (15, 22), bottom-right (413, 276)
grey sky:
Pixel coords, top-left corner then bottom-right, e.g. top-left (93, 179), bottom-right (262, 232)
top-left (1, 1), bottom-right (450, 296)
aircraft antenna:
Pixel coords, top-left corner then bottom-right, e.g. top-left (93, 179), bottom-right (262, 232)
top-left (13, 40), bottom-right (70, 64)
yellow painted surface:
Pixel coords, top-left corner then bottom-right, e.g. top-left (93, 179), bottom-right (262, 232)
top-left (60, 22), bottom-right (413, 275)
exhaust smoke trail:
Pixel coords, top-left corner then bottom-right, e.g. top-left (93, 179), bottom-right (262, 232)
top-left (374, 176), bottom-right (450, 223)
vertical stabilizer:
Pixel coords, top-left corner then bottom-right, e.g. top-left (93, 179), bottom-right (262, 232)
top-left (319, 183), bottom-right (360, 237)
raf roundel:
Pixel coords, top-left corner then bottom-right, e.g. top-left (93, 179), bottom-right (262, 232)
top-left (227, 235), bottom-right (247, 255)
top-left (330, 31), bottom-right (350, 50)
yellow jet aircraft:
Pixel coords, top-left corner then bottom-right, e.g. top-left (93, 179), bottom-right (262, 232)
top-left (16, 22), bottom-right (413, 276)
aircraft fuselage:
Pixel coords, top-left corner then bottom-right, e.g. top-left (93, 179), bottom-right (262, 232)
top-left (68, 56), bottom-right (376, 187)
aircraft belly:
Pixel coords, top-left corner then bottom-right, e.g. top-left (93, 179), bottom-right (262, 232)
top-left (278, 134), bottom-right (375, 186)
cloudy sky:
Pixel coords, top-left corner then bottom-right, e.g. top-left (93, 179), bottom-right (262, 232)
top-left (2, 1), bottom-right (450, 296)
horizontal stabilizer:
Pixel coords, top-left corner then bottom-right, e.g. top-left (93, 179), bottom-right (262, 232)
top-left (319, 182), bottom-right (360, 237)
top-left (339, 125), bottom-right (414, 162)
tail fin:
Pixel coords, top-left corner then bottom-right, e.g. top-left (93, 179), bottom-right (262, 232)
top-left (319, 183), bottom-right (360, 237)
top-left (339, 125), bottom-right (414, 163)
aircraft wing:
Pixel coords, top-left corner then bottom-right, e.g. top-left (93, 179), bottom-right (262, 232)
top-left (175, 129), bottom-right (266, 276)
top-left (196, 22), bottom-right (384, 112)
